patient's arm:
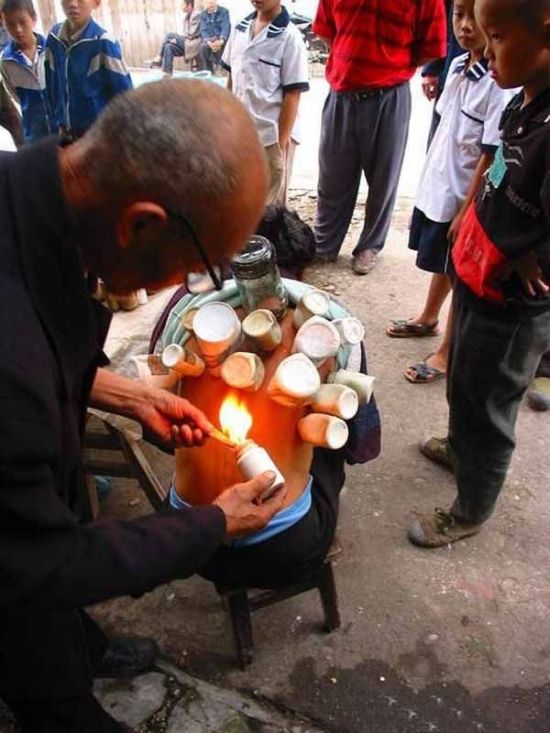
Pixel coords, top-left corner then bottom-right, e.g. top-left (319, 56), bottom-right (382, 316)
top-left (175, 311), bottom-right (333, 507)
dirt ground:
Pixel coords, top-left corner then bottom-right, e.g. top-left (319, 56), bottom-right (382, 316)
top-left (89, 190), bottom-right (550, 733)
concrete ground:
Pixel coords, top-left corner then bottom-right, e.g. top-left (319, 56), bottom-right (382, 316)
top-left (83, 191), bottom-right (550, 733)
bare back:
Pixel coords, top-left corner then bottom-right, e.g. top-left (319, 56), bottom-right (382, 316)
top-left (175, 310), bottom-right (333, 507)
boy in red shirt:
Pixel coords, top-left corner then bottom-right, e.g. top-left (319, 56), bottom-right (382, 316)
top-left (409, 0), bottom-right (550, 547)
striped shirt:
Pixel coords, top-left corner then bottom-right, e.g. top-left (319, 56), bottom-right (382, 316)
top-left (313, 0), bottom-right (447, 92)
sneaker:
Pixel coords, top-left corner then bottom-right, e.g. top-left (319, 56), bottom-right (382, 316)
top-left (527, 377), bottom-right (550, 411)
top-left (408, 508), bottom-right (483, 548)
top-left (96, 636), bottom-right (158, 679)
top-left (418, 435), bottom-right (453, 471)
top-left (145, 57), bottom-right (161, 68)
top-left (352, 250), bottom-right (379, 275)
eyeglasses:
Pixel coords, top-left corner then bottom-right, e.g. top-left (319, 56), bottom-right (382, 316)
top-left (166, 209), bottom-right (224, 292)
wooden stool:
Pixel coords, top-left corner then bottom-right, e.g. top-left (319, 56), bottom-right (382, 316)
top-left (217, 542), bottom-right (342, 669)
top-left (84, 416), bottom-right (166, 513)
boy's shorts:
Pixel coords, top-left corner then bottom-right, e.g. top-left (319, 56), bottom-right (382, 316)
top-left (408, 206), bottom-right (453, 274)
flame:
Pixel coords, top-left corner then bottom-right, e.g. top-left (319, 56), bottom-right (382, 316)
top-left (219, 393), bottom-right (252, 445)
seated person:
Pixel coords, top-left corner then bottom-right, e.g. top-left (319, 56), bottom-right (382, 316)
top-left (199, 0), bottom-right (230, 73)
top-left (148, 0), bottom-right (201, 75)
top-left (170, 309), bottom-right (363, 591)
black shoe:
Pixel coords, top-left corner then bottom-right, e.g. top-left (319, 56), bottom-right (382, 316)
top-left (96, 636), bottom-right (158, 679)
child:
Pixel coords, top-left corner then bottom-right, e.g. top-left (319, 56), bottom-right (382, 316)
top-left (0, 0), bottom-right (52, 143)
top-left (221, 0), bottom-right (309, 206)
top-left (45, 0), bottom-right (132, 141)
top-left (409, 0), bottom-right (550, 547)
top-left (387, 0), bottom-right (514, 387)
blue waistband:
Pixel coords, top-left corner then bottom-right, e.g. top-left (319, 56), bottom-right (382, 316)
top-left (169, 477), bottom-right (313, 547)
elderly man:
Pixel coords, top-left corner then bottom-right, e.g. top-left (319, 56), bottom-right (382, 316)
top-left (0, 79), bottom-right (283, 733)
top-left (313, 0), bottom-right (447, 274)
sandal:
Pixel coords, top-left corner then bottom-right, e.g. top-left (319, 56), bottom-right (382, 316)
top-left (386, 318), bottom-right (439, 338)
top-left (404, 354), bottom-right (446, 384)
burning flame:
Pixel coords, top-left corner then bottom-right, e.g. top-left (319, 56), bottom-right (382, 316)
top-left (219, 393), bottom-right (252, 445)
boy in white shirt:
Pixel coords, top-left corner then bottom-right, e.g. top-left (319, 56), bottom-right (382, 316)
top-left (386, 0), bottom-right (515, 384)
top-left (221, 0), bottom-right (308, 206)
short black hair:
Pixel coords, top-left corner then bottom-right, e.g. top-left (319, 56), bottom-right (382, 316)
top-left (516, 0), bottom-right (550, 26)
top-left (1, 0), bottom-right (37, 17)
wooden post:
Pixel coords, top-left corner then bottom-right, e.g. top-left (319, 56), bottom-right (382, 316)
top-left (36, 0), bottom-right (57, 34)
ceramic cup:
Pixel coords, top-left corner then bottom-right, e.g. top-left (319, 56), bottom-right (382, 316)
top-left (267, 353), bottom-right (321, 407)
top-left (162, 344), bottom-right (205, 378)
top-left (293, 289), bottom-right (331, 329)
top-left (221, 352), bottom-right (265, 391)
top-left (192, 302), bottom-right (242, 375)
top-left (292, 315), bottom-right (341, 367)
top-left (242, 309), bottom-right (282, 352)
top-left (311, 383), bottom-right (359, 420)
top-left (327, 369), bottom-right (375, 405)
top-left (236, 440), bottom-right (285, 500)
top-left (332, 317), bottom-right (365, 346)
top-left (297, 413), bottom-right (349, 450)
top-left (127, 354), bottom-right (180, 390)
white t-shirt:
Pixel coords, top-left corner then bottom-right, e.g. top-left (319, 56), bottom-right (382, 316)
top-left (415, 53), bottom-right (517, 223)
top-left (0, 125), bottom-right (15, 151)
top-left (222, 7), bottom-right (309, 147)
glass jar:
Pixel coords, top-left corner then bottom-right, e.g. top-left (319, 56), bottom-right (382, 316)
top-left (230, 236), bottom-right (288, 320)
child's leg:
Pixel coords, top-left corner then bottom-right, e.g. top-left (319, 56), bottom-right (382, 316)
top-left (417, 272), bottom-right (452, 325)
top-left (404, 294), bottom-right (453, 381)
top-left (448, 287), bottom-right (550, 524)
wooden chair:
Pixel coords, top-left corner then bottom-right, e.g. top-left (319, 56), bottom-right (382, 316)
top-left (84, 416), bottom-right (166, 513)
top-left (217, 540), bottom-right (342, 669)
top-left (85, 416), bottom-right (342, 669)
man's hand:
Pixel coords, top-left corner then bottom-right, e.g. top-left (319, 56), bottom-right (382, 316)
top-left (500, 251), bottom-right (550, 297)
top-left (421, 74), bottom-right (439, 101)
top-left (137, 387), bottom-right (215, 449)
top-left (213, 472), bottom-right (287, 538)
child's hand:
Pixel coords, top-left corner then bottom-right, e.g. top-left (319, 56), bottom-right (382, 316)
top-left (500, 251), bottom-right (550, 297)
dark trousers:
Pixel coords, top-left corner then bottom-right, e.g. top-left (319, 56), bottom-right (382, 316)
top-left (200, 448), bottom-right (345, 591)
top-left (0, 608), bottom-right (123, 732)
top-left (160, 33), bottom-right (186, 74)
top-left (199, 42), bottom-right (222, 73)
top-left (535, 348), bottom-right (550, 378)
top-left (315, 84), bottom-right (411, 258)
top-left (448, 282), bottom-right (550, 524)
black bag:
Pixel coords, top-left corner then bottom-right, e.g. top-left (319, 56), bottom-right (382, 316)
top-left (255, 205), bottom-right (316, 279)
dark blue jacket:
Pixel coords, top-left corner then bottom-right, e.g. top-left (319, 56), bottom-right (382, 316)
top-left (0, 34), bottom-right (53, 143)
top-left (45, 18), bottom-right (132, 133)
top-left (199, 5), bottom-right (231, 41)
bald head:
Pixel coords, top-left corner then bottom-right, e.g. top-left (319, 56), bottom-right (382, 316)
top-left (65, 79), bottom-right (268, 291)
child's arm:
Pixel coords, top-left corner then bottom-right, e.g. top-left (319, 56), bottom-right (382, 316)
top-left (447, 151), bottom-right (494, 243)
top-left (100, 36), bottom-right (133, 100)
top-left (279, 90), bottom-right (301, 149)
top-left (278, 30), bottom-right (309, 148)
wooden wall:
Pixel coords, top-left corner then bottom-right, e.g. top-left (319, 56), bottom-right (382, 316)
top-left (35, 0), bottom-right (206, 68)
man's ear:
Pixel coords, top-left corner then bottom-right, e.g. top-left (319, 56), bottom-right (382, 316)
top-left (117, 202), bottom-right (168, 248)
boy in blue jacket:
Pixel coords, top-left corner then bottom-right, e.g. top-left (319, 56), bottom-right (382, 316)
top-left (0, 0), bottom-right (52, 143)
top-left (45, 0), bottom-right (132, 140)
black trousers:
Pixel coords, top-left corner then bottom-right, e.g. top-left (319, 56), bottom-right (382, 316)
top-left (448, 282), bottom-right (550, 523)
top-left (200, 448), bottom-right (345, 591)
top-left (0, 608), bottom-right (123, 732)
top-left (535, 348), bottom-right (550, 378)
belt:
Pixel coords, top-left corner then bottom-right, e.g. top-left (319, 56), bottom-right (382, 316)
top-left (343, 83), bottom-right (406, 101)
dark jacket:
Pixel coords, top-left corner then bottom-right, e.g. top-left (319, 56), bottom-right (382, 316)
top-left (0, 139), bottom-right (226, 613)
